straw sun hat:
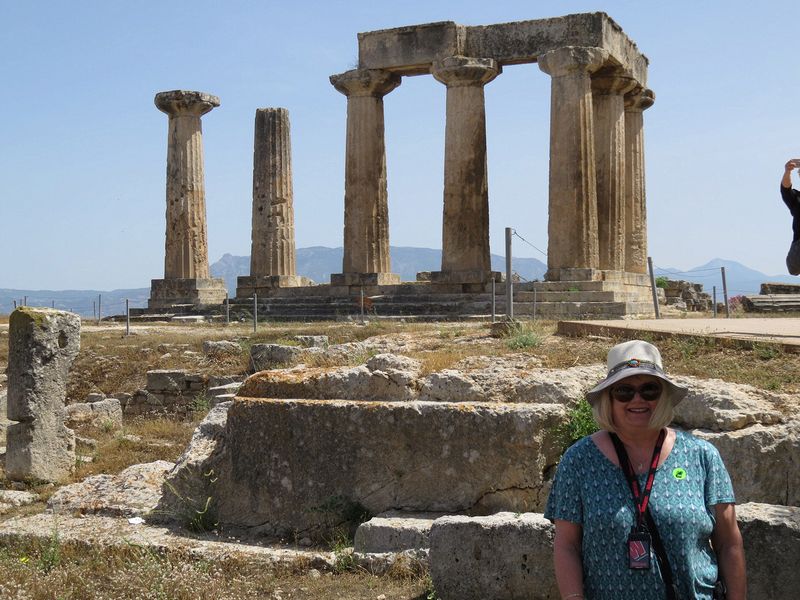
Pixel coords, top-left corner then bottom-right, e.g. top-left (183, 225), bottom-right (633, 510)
top-left (586, 339), bottom-right (688, 407)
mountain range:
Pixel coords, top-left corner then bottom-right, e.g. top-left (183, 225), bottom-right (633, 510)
top-left (2, 250), bottom-right (797, 317)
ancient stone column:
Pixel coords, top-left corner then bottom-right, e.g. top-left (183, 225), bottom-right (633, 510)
top-left (624, 87), bottom-right (655, 274)
top-left (236, 108), bottom-right (308, 298)
top-left (430, 56), bottom-right (500, 287)
top-left (538, 47), bottom-right (609, 281)
top-left (330, 69), bottom-right (401, 287)
top-left (592, 72), bottom-right (636, 272)
top-left (149, 90), bottom-right (227, 309)
top-left (6, 308), bottom-right (80, 483)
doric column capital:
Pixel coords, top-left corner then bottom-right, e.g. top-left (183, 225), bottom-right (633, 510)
top-left (624, 87), bottom-right (655, 111)
top-left (591, 72), bottom-right (638, 96)
top-left (154, 90), bottom-right (220, 117)
top-left (431, 56), bottom-right (500, 87)
top-left (537, 47), bottom-right (609, 78)
top-left (330, 69), bottom-right (401, 98)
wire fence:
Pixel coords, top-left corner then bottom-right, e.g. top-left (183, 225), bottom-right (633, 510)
top-left (5, 295), bottom-right (148, 319)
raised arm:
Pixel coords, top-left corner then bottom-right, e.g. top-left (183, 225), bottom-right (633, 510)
top-left (783, 159), bottom-right (800, 189)
top-left (711, 503), bottom-right (747, 600)
top-left (553, 519), bottom-right (585, 600)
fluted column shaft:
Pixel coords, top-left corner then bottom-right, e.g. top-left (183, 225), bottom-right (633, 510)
top-left (155, 91), bottom-right (219, 280)
top-left (624, 87), bottom-right (655, 274)
top-left (432, 56), bottom-right (499, 275)
top-left (538, 47), bottom-right (608, 279)
top-left (251, 108), bottom-right (296, 277)
top-left (592, 73), bottom-right (636, 271)
top-left (331, 69), bottom-right (400, 277)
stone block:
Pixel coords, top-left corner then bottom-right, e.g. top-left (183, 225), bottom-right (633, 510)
top-left (354, 512), bottom-right (442, 553)
top-left (737, 503), bottom-right (800, 599)
top-left (213, 399), bottom-right (564, 539)
top-left (429, 512), bottom-right (558, 600)
top-left (672, 377), bottom-right (785, 432)
top-left (249, 344), bottom-right (302, 371)
top-left (426, 504), bottom-right (800, 600)
top-left (66, 398), bottom-right (123, 429)
top-left (48, 460), bottom-right (174, 517)
top-left (148, 277), bottom-right (227, 309)
top-left (155, 402), bottom-right (231, 524)
top-left (693, 422), bottom-right (800, 506)
top-left (428, 270), bottom-right (501, 285)
top-left (146, 370), bottom-right (187, 393)
top-left (208, 382), bottom-right (241, 398)
top-left (358, 21), bottom-right (464, 74)
top-left (6, 308), bottom-right (80, 483)
top-left (330, 272), bottom-right (401, 286)
top-left (294, 335), bottom-right (329, 348)
top-left (202, 340), bottom-right (241, 357)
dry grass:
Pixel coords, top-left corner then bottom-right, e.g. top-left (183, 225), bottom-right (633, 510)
top-left (0, 541), bottom-right (430, 599)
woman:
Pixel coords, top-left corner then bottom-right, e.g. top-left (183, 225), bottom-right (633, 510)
top-left (545, 340), bottom-right (746, 600)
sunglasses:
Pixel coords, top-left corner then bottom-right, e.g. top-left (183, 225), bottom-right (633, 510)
top-left (610, 382), bottom-right (663, 402)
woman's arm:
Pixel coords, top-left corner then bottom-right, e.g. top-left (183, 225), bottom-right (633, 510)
top-left (711, 503), bottom-right (747, 600)
top-left (554, 519), bottom-right (584, 599)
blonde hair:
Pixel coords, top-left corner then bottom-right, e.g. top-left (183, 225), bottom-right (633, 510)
top-left (591, 382), bottom-right (674, 433)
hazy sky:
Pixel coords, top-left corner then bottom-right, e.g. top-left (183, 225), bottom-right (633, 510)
top-left (2, 0), bottom-right (798, 290)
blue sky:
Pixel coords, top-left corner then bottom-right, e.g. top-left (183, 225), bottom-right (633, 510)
top-left (1, 0), bottom-right (798, 289)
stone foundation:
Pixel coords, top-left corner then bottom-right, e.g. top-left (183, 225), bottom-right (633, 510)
top-left (148, 278), bottom-right (228, 309)
top-left (190, 398), bottom-right (564, 540)
top-left (235, 275), bottom-right (313, 297)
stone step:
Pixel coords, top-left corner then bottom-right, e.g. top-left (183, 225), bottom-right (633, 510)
top-left (514, 301), bottom-right (655, 317)
top-left (743, 295), bottom-right (800, 312)
top-left (354, 512), bottom-right (443, 553)
top-left (513, 290), bottom-right (644, 303)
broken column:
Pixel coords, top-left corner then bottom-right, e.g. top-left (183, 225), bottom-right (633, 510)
top-left (538, 47), bottom-right (609, 281)
top-left (149, 90), bottom-right (228, 309)
top-left (592, 71), bottom-right (636, 272)
top-left (330, 69), bottom-right (401, 287)
top-left (624, 87), bottom-right (655, 275)
top-left (6, 308), bottom-right (80, 482)
top-left (429, 56), bottom-right (500, 289)
top-left (236, 108), bottom-right (309, 298)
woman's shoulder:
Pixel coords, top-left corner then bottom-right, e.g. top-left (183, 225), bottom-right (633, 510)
top-left (560, 434), bottom-right (600, 464)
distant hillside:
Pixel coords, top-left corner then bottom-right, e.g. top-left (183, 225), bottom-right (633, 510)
top-left (6, 253), bottom-right (795, 317)
top-left (210, 246), bottom-right (548, 293)
top-left (653, 258), bottom-right (800, 297)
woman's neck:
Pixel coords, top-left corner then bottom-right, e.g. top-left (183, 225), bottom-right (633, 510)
top-left (613, 427), bottom-right (664, 450)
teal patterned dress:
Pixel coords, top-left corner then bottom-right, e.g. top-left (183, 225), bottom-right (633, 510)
top-left (544, 430), bottom-right (735, 600)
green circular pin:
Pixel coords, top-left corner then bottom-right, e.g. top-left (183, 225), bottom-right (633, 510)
top-left (672, 468), bottom-right (687, 480)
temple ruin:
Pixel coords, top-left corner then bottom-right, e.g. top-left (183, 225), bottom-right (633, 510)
top-left (330, 13), bottom-right (653, 286)
top-left (139, 13), bottom-right (658, 320)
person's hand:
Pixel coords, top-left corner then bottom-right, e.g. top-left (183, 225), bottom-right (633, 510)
top-left (785, 159), bottom-right (800, 172)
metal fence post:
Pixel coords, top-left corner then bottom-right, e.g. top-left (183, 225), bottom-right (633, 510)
top-left (360, 287), bottom-right (365, 321)
top-left (225, 293), bottom-right (230, 325)
top-left (533, 283), bottom-right (537, 321)
top-left (712, 286), bottom-right (717, 318)
top-left (505, 227), bottom-right (513, 320)
top-left (491, 278), bottom-right (496, 323)
top-left (253, 293), bottom-right (258, 333)
top-left (647, 257), bottom-right (661, 319)
top-left (125, 298), bottom-right (130, 336)
top-left (721, 267), bottom-right (730, 318)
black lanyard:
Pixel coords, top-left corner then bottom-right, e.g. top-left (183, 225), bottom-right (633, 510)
top-left (610, 428), bottom-right (665, 530)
